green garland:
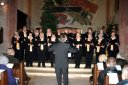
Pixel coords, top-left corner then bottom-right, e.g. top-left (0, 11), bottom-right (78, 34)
top-left (40, 0), bottom-right (59, 32)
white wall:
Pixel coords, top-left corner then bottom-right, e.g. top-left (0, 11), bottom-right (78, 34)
top-left (31, 0), bottom-right (42, 28)
top-left (17, 0), bottom-right (29, 14)
top-left (0, 5), bottom-right (10, 53)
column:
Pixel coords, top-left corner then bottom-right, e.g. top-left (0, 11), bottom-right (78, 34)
top-left (119, 0), bottom-right (128, 60)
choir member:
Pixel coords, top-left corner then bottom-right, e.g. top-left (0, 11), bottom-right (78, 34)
top-left (49, 34), bottom-right (58, 66)
top-left (107, 31), bottom-right (119, 58)
top-left (56, 28), bottom-right (61, 39)
top-left (12, 31), bottom-right (22, 62)
top-left (33, 29), bottom-right (39, 61)
top-left (94, 34), bottom-right (106, 62)
top-left (46, 28), bottom-right (54, 67)
top-left (19, 26), bottom-right (29, 59)
top-left (37, 32), bottom-right (47, 67)
top-left (84, 27), bottom-right (95, 39)
top-left (39, 28), bottom-right (43, 33)
top-left (96, 28), bottom-right (107, 40)
top-left (74, 33), bottom-right (83, 68)
top-left (83, 33), bottom-right (94, 68)
top-left (25, 32), bottom-right (34, 67)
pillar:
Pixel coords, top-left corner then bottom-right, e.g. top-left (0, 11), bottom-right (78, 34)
top-left (119, 0), bottom-right (128, 60)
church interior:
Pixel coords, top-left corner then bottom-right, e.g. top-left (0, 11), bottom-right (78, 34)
top-left (0, 0), bottom-right (128, 85)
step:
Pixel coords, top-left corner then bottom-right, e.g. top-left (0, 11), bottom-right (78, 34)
top-left (25, 67), bottom-right (92, 73)
top-left (25, 63), bottom-right (92, 78)
top-left (26, 72), bottom-right (92, 78)
top-left (25, 63), bottom-right (94, 68)
top-left (25, 67), bottom-right (92, 78)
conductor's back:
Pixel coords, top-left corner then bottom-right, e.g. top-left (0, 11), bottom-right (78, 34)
top-left (49, 34), bottom-right (77, 85)
top-left (49, 41), bottom-right (76, 68)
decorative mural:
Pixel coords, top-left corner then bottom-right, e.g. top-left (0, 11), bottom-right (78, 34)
top-left (40, 0), bottom-right (99, 30)
top-left (52, 0), bottom-right (98, 26)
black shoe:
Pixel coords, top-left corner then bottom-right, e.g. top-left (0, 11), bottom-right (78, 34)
top-left (75, 65), bottom-right (80, 68)
top-left (42, 65), bottom-right (46, 67)
top-left (30, 64), bottom-right (33, 67)
top-left (26, 65), bottom-right (29, 67)
top-left (84, 66), bottom-right (88, 68)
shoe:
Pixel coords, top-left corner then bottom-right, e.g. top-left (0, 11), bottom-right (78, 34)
top-left (26, 65), bottom-right (29, 67)
top-left (42, 65), bottom-right (46, 67)
top-left (84, 66), bottom-right (87, 68)
top-left (38, 64), bottom-right (40, 67)
top-left (30, 65), bottom-right (33, 67)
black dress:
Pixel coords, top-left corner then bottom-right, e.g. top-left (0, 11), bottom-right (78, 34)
top-left (107, 36), bottom-right (119, 58)
top-left (12, 36), bottom-right (22, 62)
top-left (94, 38), bottom-right (106, 62)
top-left (25, 38), bottom-right (35, 67)
top-left (83, 38), bottom-right (94, 68)
top-left (37, 38), bottom-right (47, 67)
top-left (74, 38), bottom-right (83, 68)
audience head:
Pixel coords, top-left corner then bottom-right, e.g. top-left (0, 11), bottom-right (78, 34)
top-left (7, 48), bottom-right (15, 56)
top-left (98, 54), bottom-right (107, 62)
top-left (122, 65), bottom-right (128, 80)
top-left (107, 57), bottom-right (116, 67)
top-left (0, 55), bottom-right (9, 65)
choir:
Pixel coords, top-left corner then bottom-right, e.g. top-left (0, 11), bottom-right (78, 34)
top-left (11, 26), bottom-right (119, 68)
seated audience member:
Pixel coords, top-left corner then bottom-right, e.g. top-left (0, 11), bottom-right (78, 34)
top-left (89, 54), bottom-right (107, 85)
top-left (117, 64), bottom-right (128, 85)
top-left (116, 52), bottom-right (125, 59)
top-left (116, 53), bottom-right (128, 68)
top-left (98, 54), bottom-right (107, 62)
top-left (0, 55), bottom-right (17, 85)
top-left (3, 48), bottom-right (19, 64)
top-left (98, 57), bottom-right (119, 85)
top-left (4, 48), bottom-right (31, 82)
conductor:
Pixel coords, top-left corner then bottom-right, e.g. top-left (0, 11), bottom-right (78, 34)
top-left (49, 34), bottom-right (77, 85)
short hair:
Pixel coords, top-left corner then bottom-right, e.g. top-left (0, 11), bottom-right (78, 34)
top-left (59, 33), bottom-right (67, 42)
top-left (122, 64), bottom-right (128, 80)
top-left (98, 54), bottom-right (107, 62)
top-left (7, 48), bottom-right (15, 56)
top-left (107, 57), bottom-right (116, 67)
top-left (0, 55), bottom-right (9, 65)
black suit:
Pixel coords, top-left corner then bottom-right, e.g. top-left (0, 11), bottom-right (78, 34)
top-left (98, 67), bottom-right (119, 85)
top-left (117, 80), bottom-right (128, 85)
top-left (49, 42), bottom-right (77, 85)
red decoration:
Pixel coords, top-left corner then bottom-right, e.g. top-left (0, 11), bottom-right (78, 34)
top-left (69, 0), bottom-right (98, 14)
top-left (54, 13), bottom-right (68, 25)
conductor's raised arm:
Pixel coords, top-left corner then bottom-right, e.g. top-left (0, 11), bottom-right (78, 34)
top-left (68, 45), bottom-right (78, 53)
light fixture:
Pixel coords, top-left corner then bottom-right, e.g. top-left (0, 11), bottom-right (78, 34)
top-left (0, 0), bottom-right (5, 6)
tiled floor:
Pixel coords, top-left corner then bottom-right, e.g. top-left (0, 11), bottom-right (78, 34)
top-left (29, 76), bottom-right (90, 85)
top-left (26, 63), bottom-right (92, 85)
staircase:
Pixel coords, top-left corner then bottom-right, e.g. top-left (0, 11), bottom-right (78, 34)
top-left (25, 63), bottom-right (92, 85)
